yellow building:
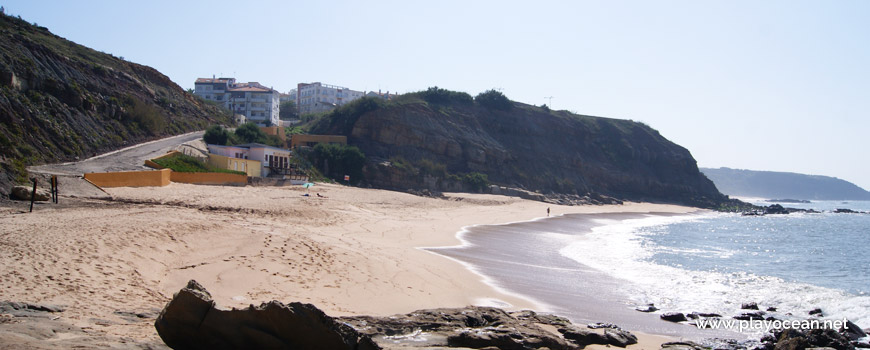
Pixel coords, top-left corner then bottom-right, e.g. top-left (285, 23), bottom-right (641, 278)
top-left (207, 153), bottom-right (262, 177)
top-left (290, 134), bottom-right (347, 148)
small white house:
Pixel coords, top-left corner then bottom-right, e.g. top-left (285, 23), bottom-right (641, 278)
top-left (207, 143), bottom-right (293, 177)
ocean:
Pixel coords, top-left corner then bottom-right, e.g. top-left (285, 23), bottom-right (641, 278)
top-left (430, 200), bottom-right (870, 338)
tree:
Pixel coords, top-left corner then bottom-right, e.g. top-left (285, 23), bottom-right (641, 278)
top-left (475, 89), bottom-right (513, 111)
top-left (279, 100), bottom-right (298, 120)
top-left (203, 125), bottom-right (229, 145)
top-left (310, 143), bottom-right (366, 184)
top-left (234, 122), bottom-right (266, 144)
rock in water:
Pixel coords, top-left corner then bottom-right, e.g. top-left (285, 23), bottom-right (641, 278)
top-left (154, 280), bottom-right (379, 350)
top-left (660, 312), bottom-right (688, 323)
top-left (10, 186), bottom-right (50, 201)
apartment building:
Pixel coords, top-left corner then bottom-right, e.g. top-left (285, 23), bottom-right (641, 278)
top-left (296, 82), bottom-right (364, 115)
top-left (194, 77), bottom-right (280, 127)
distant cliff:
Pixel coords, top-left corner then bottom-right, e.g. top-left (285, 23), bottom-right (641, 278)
top-left (0, 13), bottom-right (230, 195)
top-left (308, 89), bottom-right (726, 207)
top-left (701, 167), bottom-right (870, 200)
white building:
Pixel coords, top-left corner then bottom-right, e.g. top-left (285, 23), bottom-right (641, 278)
top-left (207, 143), bottom-right (293, 178)
top-left (194, 77), bottom-right (281, 127)
top-left (297, 82), bottom-right (364, 115)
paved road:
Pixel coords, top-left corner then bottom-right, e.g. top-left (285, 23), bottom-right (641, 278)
top-left (29, 131), bottom-right (205, 176)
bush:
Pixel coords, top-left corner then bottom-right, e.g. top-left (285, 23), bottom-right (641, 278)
top-left (307, 97), bottom-right (384, 135)
top-left (415, 87), bottom-right (473, 105)
top-left (462, 172), bottom-right (490, 192)
top-left (203, 125), bottom-right (230, 145)
top-left (475, 89), bottom-right (513, 111)
top-left (418, 159), bottom-right (447, 178)
top-left (232, 122), bottom-right (281, 147)
top-left (308, 143), bottom-right (366, 184)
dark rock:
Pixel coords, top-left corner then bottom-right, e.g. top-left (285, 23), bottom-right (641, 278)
top-left (766, 204), bottom-right (790, 215)
top-left (696, 312), bottom-right (723, 318)
top-left (742, 302), bottom-right (760, 310)
top-left (660, 312), bottom-right (688, 323)
top-left (855, 341), bottom-right (870, 348)
top-left (841, 320), bottom-right (868, 340)
top-left (561, 327), bottom-right (608, 347)
top-left (154, 280), bottom-right (379, 350)
top-left (604, 328), bottom-right (639, 347)
top-left (809, 308), bottom-right (824, 316)
top-left (636, 304), bottom-right (659, 312)
top-left (768, 307), bottom-right (778, 312)
top-left (734, 312), bottom-right (766, 321)
top-left (0, 301), bottom-right (65, 316)
top-left (774, 328), bottom-right (853, 350)
top-left (835, 208), bottom-right (857, 213)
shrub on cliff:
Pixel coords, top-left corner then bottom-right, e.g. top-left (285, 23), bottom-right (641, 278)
top-left (475, 89), bottom-right (513, 111)
top-left (309, 143), bottom-right (365, 184)
top-left (416, 87), bottom-right (473, 105)
top-left (307, 97), bottom-right (384, 136)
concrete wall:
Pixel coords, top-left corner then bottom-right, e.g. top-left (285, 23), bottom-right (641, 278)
top-left (84, 169), bottom-right (171, 188)
top-left (207, 154), bottom-right (261, 177)
top-left (170, 172), bottom-right (247, 186)
top-left (260, 126), bottom-right (286, 141)
top-left (290, 134), bottom-right (347, 148)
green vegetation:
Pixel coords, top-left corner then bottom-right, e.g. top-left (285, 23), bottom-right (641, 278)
top-left (122, 95), bottom-right (166, 135)
top-left (305, 143), bottom-right (366, 184)
top-left (203, 125), bottom-right (230, 145)
top-left (307, 97), bottom-right (384, 135)
top-left (152, 153), bottom-right (245, 175)
top-left (202, 122), bottom-right (282, 147)
top-left (475, 89), bottom-right (513, 111)
top-left (279, 100), bottom-right (298, 120)
top-left (414, 86), bottom-right (473, 105)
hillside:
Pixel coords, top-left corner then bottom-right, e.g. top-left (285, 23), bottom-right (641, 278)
top-left (700, 167), bottom-right (870, 200)
top-left (0, 13), bottom-right (231, 196)
top-left (308, 89), bottom-right (726, 207)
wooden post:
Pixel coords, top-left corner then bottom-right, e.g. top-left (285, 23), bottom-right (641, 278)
top-left (51, 175), bottom-right (58, 204)
top-left (29, 177), bottom-right (37, 213)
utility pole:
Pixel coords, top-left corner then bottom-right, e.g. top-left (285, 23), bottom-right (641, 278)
top-left (544, 96), bottom-right (554, 108)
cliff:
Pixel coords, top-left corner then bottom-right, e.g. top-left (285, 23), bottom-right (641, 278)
top-left (308, 91), bottom-right (725, 207)
top-left (701, 167), bottom-right (870, 200)
top-left (0, 13), bottom-right (230, 195)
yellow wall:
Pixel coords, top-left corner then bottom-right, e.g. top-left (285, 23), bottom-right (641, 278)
top-left (207, 153), bottom-right (261, 177)
top-left (170, 172), bottom-right (247, 186)
top-left (260, 126), bottom-right (286, 141)
top-left (84, 169), bottom-right (171, 188)
top-left (290, 134), bottom-right (347, 148)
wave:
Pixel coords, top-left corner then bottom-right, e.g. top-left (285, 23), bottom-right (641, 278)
top-left (559, 213), bottom-right (870, 331)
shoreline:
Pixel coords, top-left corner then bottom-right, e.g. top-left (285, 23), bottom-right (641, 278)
top-left (428, 210), bottom-right (741, 341)
top-left (0, 182), bottom-right (703, 347)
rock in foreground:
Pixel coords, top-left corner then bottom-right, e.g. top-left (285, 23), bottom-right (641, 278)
top-left (156, 281), bottom-right (640, 350)
top-left (154, 280), bottom-right (379, 350)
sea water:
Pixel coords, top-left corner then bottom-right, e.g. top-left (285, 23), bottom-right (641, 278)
top-left (433, 200), bottom-right (870, 338)
top-left (561, 200), bottom-right (870, 330)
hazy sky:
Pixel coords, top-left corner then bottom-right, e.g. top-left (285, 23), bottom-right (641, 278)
top-left (4, 1), bottom-right (869, 190)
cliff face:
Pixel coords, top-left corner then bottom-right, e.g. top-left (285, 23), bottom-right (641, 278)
top-left (701, 167), bottom-right (870, 200)
top-left (310, 95), bottom-right (725, 207)
top-left (0, 13), bottom-right (230, 194)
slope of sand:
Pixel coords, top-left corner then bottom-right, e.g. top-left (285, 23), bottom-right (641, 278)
top-left (0, 183), bottom-right (696, 347)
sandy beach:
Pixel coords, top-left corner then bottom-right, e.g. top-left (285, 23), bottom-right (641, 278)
top-left (0, 182), bottom-right (696, 348)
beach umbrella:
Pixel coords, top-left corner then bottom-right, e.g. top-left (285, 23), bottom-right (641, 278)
top-left (303, 182), bottom-right (314, 193)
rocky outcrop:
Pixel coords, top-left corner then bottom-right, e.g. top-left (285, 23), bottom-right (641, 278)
top-left (154, 280), bottom-right (379, 350)
top-left (155, 282), bottom-right (642, 350)
top-left (9, 185), bottom-right (50, 201)
top-left (342, 307), bottom-right (638, 349)
top-left (310, 93), bottom-right (726, 207)
top-left (0, 13), bottom-right (231, 196)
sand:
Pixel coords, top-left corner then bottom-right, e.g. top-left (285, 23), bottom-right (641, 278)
top-left (0, 182), bottom-right (696, 348)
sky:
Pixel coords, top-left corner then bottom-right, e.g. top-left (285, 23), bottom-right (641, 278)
top-left (3, 0), bottom-right (869, 190)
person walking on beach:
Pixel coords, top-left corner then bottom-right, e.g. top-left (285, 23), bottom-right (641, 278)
top-left (547, 207), bottom-right (550, 217)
